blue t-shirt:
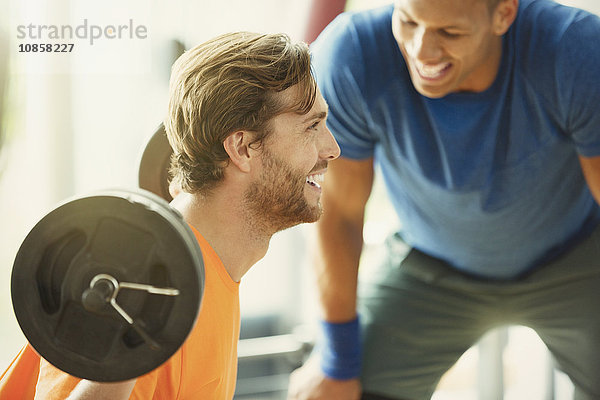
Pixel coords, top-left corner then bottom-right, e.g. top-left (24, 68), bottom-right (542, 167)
top-left (312, 0), bottom-right (600, 279)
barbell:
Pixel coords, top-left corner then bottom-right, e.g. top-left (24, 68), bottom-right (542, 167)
top-left (10, 125), bottom-right (198, 382)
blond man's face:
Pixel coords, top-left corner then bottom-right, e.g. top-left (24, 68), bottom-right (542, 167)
top-left (243, 87), bottom-right (340, 232)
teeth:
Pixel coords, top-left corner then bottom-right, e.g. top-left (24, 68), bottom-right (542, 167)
top-left (417, 62), bottom-right (450, 78)
top-left (306, 173), bottom-right (324, 189)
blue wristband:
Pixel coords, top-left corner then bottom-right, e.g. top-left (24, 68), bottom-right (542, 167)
top-left (319, 316), bottom-right (361, 380)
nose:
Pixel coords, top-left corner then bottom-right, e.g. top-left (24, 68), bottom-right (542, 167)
top-left (411, 28), bottom-right (442, 62)
top-left (319, 124), bottom-right (341, 161)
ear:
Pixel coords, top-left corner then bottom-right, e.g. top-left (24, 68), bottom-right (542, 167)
top-left (492, 0), bottom-right (518, 36)
top-left (223, 131), bottom-right (252, 173)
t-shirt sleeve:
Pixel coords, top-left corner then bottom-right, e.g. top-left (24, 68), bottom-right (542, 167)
top-left (0, 344), bottom-right (40, 400)
top-left (311, 13), bottom-right (376, 160)
top-left (557, 12), bottom-right (600, 156)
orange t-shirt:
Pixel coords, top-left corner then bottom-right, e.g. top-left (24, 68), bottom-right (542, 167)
top-left (0, 227), bottom-right (241, 399)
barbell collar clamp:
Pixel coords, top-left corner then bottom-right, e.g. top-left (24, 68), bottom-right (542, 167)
top-left (83, 273), bottom-right (181, 350)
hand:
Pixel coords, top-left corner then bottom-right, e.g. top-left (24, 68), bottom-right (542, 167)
top-left (287, 356), bottom-right (361, 400)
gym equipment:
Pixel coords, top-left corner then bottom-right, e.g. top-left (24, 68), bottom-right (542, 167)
top-left (138, 124), bottom-right (173, 202)
top-left (11, 189), bottom-right (204, 382)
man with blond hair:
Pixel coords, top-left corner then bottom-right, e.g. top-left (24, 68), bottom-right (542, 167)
top-left (0, 31), bottom-right (339, 399)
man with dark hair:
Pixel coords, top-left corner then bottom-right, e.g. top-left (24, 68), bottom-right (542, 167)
top-left (288, 0), bottom-right (600, 398)
top-left (0, 31), bottom-right (340, 399)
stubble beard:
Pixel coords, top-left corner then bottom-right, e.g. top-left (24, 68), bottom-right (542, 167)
top-left (243, 150), bottom-right (322, 235)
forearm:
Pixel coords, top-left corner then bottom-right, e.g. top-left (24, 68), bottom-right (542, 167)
top-left (579, 155), bottom-right (600, 205)
top-left (65, 379), bottom-right (136, 400)
top-left (287, 157), bottom-right (371, 397)
top-left (314, 212), bottom-right (364, 322)
top-left (313, 157), bottom-right (373, 322)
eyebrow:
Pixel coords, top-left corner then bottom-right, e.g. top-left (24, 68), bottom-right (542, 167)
top-left (396, 8), bottom-right (469, 30)
top-left (301, 108), bottom-right (328, 124)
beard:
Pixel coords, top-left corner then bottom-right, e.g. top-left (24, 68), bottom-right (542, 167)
top-left (243, 149), bottom-right (324, 234)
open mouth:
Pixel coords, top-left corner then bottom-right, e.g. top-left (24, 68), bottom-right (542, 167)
top-left (416, 61), bottom-right (452, 80)
top-left (306, 173), bottom-right (324, 189)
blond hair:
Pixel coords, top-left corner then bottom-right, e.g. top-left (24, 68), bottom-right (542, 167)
top-left (165, 32), bottom-right (316, 194)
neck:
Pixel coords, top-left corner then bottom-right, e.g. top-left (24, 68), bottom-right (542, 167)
top-left (170, 190), bottom-right (272, 282)
top-left (461, 35), bottom-right (504, 93)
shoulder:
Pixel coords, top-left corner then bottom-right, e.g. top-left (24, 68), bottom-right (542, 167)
top-left (312, 4), bottom-right (394, 49)
top-left (311, 5), bottom-right (405, 107)
top-left (311, 5), bottom-right (396, 76)
top-left (508, 0), bottom-right (600, 112)
top-left (511, 0), bottom-right (600, 73)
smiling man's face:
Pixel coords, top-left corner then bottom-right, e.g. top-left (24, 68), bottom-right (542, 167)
top-left (392, 0), bottom-right (507, 98)
top-left (243, 86), bottom-right (340, 232)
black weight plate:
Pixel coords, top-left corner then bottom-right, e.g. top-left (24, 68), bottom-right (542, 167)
top-left (138, 124), bottom-right (173, 202)
top-left (11, 189), bottom-right (204, 382)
